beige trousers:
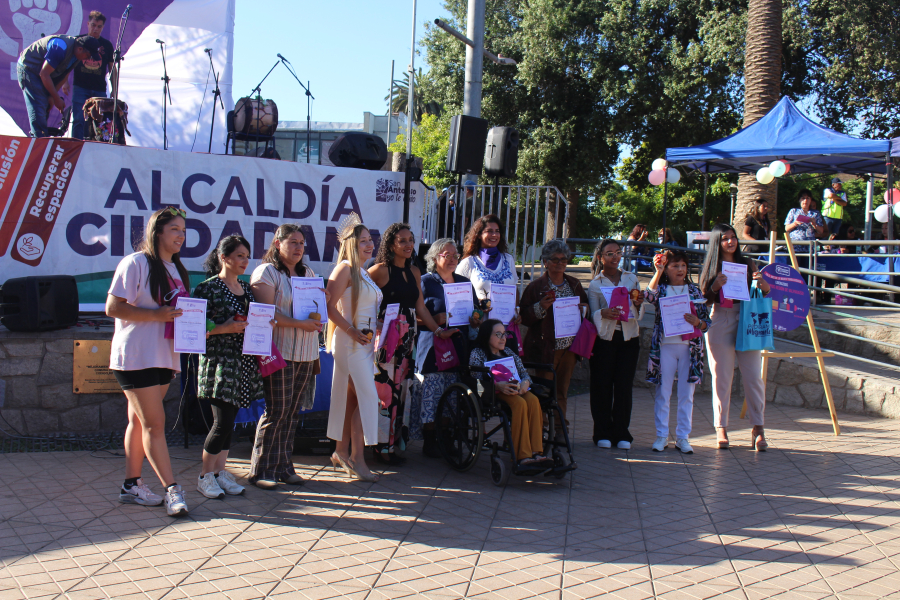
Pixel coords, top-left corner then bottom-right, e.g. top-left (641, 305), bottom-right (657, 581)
top-left (706, 304), bottom-right (765, 427)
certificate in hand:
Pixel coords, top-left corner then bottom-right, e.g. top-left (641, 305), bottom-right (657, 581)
top-left (490, 283), bottom-right (516, 325)
top-left (377, 303), bottom-right (401, 349)
top-left (553, 296), bottom-right (581, 339)
top-left (242, 302), bottom-right (275, 356)
top-left (721, 261), bottom-right (751, 301)
top-left (173, 297), bottom-right (207, 354)
top-left (291, 277), bottom-right (327, 324)
top-left (658, 294), bottom-right (694, 338)
top-left (443, 283), bottom-right (474, 327)
top-left (599, 286), bottom-right (616, 307)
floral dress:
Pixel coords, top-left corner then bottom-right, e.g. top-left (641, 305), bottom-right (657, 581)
top-left (644, 282), bottom-right (711, 386)
top-left (192, 277), bottom-right (265, 407)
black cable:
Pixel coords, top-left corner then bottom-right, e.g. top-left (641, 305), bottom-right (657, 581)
top-left (190, 60), bottom-right (213, 152)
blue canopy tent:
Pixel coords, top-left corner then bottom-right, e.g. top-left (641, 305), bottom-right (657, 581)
top-left (661, 97), bottom-right (897, 249)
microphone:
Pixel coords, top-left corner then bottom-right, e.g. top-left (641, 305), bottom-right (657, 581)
top-left (156, 39), bottom-right (165, 44)
top-left (277, 53), bottom-right (290, 64)
top-left (204, 48), bottom-right (212, 54)
top-left (122, 4), bottom-right (132, 17)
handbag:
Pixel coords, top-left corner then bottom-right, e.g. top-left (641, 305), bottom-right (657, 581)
top-left (570, 318), bottom-right (597, 358)
top-left (736, 282), bottom-right (775, 351)
top-left (490, 364), bottom-right (516, 383)
top-left (162, 273), bottom-right (189, 339)
top-left (609, 287), bottom-right (630, 321)
top-left (506, 320), bottom-right (524, 357)
top-left (433, 333), bottom-right (460, 371)
top-left (718, 288), bottom-right (734, 308)
top-left (680, 301), bottom-right (702, 341)
top-left (257, 342), bottom-right (287, 377)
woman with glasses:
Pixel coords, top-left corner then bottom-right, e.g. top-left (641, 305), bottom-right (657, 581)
top-left (785, 189), bottom-right (826, 241)
top-left (519, 240), bottom-right (589, 439)
top-left (470, 319), bottom-right (552, 467)
top-left (699, 223), bottom-right (771, 451)
top-left (587, 239), bottom-right (645, 450)
top-left (249, 224), bottom-right (323, 489)
top-left (409, 238), bottom-right (474, 456)
top-left (106, 207), bottom-right (190, 517)
top-left (456, 215), bottom-right (520, 323)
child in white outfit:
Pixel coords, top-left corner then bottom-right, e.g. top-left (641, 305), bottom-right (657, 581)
top-left (643, 250), bottom-right (711, 454)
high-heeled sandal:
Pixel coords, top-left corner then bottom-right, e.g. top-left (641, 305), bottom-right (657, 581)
top-left (751, 427), bottom-right (768, 452)
top-left (331, 452), bottom-right (351, 475)
top-left (346, 458), bottom-right (380, 482)
top-left (716, 427), bottom-right (730, 449)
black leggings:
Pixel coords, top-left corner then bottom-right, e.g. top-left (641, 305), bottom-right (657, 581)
top-left (203, 398), bottom-right (239, 455)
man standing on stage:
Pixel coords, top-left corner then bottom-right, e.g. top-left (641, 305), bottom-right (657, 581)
top-left (63, 11), bottom-right (116, 140)
top-left (16, 34), bottom-right (102, 138)
top-left (822, 177), bottom-right (849, 236)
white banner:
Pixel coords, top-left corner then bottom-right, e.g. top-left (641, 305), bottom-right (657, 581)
top-left (0, 135), bottom-right (424, 309)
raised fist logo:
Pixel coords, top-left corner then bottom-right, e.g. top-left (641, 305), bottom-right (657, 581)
top-left (0, 0), bottom-right (81, 59)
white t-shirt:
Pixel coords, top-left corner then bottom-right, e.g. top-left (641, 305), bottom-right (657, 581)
top-left (108, 252), bottom-right (185, 372)
top-left (455, 253), bottom-right (517, 302)
top-left (661, 284), bottom-right (689, 345)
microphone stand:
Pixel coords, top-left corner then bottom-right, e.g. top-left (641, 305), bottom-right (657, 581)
top-left (250, 60), bottom-right (281, 98)
top-left (280, 58), bottom-right (314, 163)
top-left (159, 41), bottom-right (172, 150)
top-left (206, 50), bottom-right (224, 153)
top-left (109, 6), bottom-right (130, 144)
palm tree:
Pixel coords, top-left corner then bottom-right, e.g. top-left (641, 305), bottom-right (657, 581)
top-left (734, 0), bottom-right (782, 239)
top-left (385, 69), bottom-right (441, 125)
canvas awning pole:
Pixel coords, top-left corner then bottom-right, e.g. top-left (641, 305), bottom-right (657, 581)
top-left (701, 172), bottom-right (709, 231)
top-left (662, 174), bottom-right (668, 235)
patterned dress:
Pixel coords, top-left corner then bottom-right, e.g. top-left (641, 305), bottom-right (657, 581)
top-left (192, 277), bottom-right (265, 407)
top-left (644, 282), bottom-right (712, 386)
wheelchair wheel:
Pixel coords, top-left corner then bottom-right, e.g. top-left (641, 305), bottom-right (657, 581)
top-left (552, 447), bottom-right (570, 479)
top-left (435, 383), bottom-right (484, 472)
top-left (490, 454), bottom-right (510, 487)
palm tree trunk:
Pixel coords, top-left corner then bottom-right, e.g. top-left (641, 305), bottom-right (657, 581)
top-left (735, 0), bottom-right (782, 238)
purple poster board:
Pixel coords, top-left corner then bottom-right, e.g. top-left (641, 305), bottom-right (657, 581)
top-left (760, 263), bottom-right (810, 332)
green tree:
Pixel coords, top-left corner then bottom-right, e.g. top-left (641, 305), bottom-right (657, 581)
top-left (389, 112), bottom-right (457, 190)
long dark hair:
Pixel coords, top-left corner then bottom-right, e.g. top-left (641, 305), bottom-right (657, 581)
top-left (590, 238), bottom-right (620, 278)
top-left (375, 222), bottom-right (413, 267)
top-left (463, 215), bottom-right (508, 258)
top-left (203, 235), bottom-right (251, 276)
top-left (629, 224), bottom-right (646, 240)
top-left (660, 249), bottom-right (691, 285)
top-left (699, 223), bottom-right (750, 296)
top-left (141, 208), bottom-right (191, 304)
top-left (261, 224), bottom-right (306, 277)
top-left (475, 318), bottom-right (504, 355)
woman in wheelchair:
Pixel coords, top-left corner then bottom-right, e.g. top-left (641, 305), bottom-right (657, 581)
top-left (470, 320), bottom-right (553, 467)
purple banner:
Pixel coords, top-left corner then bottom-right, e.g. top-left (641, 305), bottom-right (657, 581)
top-left (0, 0), bottom-right (172, 133)
top-left (760, 263), bottom-right (810, 332)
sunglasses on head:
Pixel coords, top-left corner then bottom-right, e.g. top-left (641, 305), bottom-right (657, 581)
top-left (165, 207), bottom-right (186, 218)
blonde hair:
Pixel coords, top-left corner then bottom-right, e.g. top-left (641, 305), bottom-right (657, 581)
top-left (326, 224), bottom-right (369, 350)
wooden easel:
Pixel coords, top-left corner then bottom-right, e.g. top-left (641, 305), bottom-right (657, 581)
top-left (740, 231), bottom-right (840, 435)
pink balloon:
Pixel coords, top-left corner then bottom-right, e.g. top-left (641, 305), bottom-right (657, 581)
top-left (783, 163), bottom-right (791, 174)
top-left (885, 188), bottom-right (900, 205)
top-left (648, 169), bottom-right (666, 186)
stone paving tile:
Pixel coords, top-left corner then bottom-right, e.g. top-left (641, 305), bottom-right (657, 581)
top-left (2, 390), bottom-right (900, 598)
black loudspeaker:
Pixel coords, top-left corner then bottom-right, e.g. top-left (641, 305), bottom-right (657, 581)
top-left (484, 126), bottom-right (519, 178)
top-left (446, 114), bottom-right (489, 175)
top-left (328, 132), bottom-right (388, 170)
top-left (0, 275), bottom-right (79, 332)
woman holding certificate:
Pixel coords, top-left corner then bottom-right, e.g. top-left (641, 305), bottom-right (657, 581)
top-left (644, 249), bottom-right (711, 455)
top-left (520, 240), bottom-right (589, 439)
top-left (193, 235), bottom-right (264, 499)
top-left (368, 223), bottom-right (453, 465)
top-left (587, 239), bottom-right (645, 450)
top-left (699, 224), bottom-right (771, 451)
top-left (249, 224), bottom-right (322, 489)
top-left (456, 215), bottom-right (520, 320)
top-left (411, 239), bottom-right (474, 456)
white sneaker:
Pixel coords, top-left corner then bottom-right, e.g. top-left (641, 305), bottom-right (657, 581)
top-left (119, 478), bottom-right (163, 506)
top-left (596, 440), bottom-right (612, 449)
top-left (216, 470), bottom-right (245, 496)
top-left (197, 473), bottom-right (225, 499)
top-left (165, 484), bottom-right (189, 517)
top-left (675, 438), bottom-right (694, 454)
top-left (651, 437), bottom-right (668, 452)
top-left (617, 441), bottom-right (632, 450)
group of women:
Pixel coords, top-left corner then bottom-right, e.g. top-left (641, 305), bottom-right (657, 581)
top-left (106, 207), bottom-right (772, 518)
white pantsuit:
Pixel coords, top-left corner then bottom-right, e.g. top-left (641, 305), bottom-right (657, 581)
top-left (705, 304), bottom-right (765, 427)
top-left (654, 343), bottom-right (695, 439)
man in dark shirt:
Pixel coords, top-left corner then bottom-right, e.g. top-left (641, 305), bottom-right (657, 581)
top-left (16, 34), bottom-right (101, 138)
top-left (64, 11), bottom-right (116, 140)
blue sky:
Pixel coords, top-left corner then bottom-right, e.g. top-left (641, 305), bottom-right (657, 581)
top-left (232, 0), bottom-right (449, 124)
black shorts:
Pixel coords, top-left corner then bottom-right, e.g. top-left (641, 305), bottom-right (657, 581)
top-left (113, 367), bottom-right (175, 391)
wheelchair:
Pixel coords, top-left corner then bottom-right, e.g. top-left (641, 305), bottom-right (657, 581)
top-left (433, 358), bottom-right (577, 486)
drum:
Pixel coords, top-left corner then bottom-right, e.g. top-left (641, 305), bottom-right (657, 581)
top-left (233, 97), bottom-right (278, 136)
top-left (83, 97), bottom-right (129, 145)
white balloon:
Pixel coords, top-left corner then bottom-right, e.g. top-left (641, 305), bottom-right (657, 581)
top-left (769, 161), bottom-right (786, 177)
top-left (666, 168), bottom-right (681, 183)
top-left (895, 203), bottom-right (900, 218)
top-left (756, 167), bottom-right (774, 184)
top-left (874, 204), bottom-right (890, 223)
top-left (651, 158), bottom-right (667, 171)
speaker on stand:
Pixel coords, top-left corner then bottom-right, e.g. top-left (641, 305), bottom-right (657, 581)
top-left (484, 126), bottom-right (519, 215)
top-left (0, 276), bottom-right (79, 332)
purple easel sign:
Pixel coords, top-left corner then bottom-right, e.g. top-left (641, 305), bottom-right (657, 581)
top-left (760, 263), bottom-right (810, 332)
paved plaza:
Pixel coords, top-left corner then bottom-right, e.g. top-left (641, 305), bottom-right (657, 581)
top-left (2, 389), bottom-right (900, 600)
